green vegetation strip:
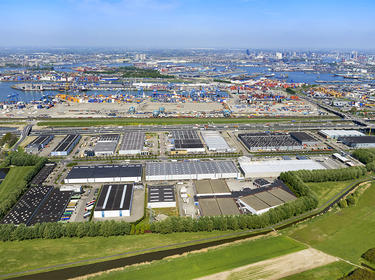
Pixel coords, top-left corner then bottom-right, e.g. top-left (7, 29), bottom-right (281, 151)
top-left (37, 116), bottom-right (338, 127)
top-left (0, 231), bottom-right (259, 276)
top-left (0, 166), bottom-right (33, 203)
top-left (289, 182), bottom-right (375, 264)
top-left (280, 261), bottom-right (353, 280)
top-left (90, 236), bottom-right (305, 280)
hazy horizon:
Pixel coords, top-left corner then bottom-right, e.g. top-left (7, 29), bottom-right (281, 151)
top-left (0, 0), bottom-right (374, 49)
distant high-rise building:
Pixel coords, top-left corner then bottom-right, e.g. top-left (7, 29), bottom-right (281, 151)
top-left (276, 52), bottom-right (283, 60)
top-left (246, 49), bottom-right (250, 56)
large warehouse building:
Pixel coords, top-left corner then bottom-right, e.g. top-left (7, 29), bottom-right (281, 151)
top-left (146, 160), bottom-right (240, 181)
top-left (289, 132), bottom-right (319, 146)
top-left (51, 134), bottom-right (81, 156)
top-left (339, 136), bottom-right (375, 148)
top-left (119, 132), bottom-right (145, 155)
top-left (239, 157), bottom-right (325, 178)
top-left (147, 185), bottom-right (176, 208)
top-left (93, 134), bottom-right (120, 156)
top-left (194, 179), bottom-right (240, 216)
top-left (201, 131), bottom-right (234, 152)
top-left (319, 130), bottom-right (365, 139)
top-left (64, 164), bottom-right (142, 184)
top-left (238, 133), bottom-right (303, 152)
top-left (238, 184), bottom-right (297, 215)
top-left (170, 130), bottom-right (205, 153)
top-left (94, 184), bottom-right (133, 218)
top-left (25, 135), bottom-right (54, 154)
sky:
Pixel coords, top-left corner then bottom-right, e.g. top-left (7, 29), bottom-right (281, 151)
top-left (0, 0), bottom-right (374, 49)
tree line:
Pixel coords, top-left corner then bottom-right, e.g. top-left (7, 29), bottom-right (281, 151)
top-left (151, 166), bottom-right (366, 234)
top-left (0, 133), bottom-right (18, 149)
top-left (0, 220), bottom-right (133, 241)
top-left (352, 149), bottom-right (375, 173)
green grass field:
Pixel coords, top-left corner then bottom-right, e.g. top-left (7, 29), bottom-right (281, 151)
top-left (0, 231), bottom-right (258, 276)
top-left (289, 183), bottom-right (375, 264)
top-left (307, 179), bottom-right (365, 207)
top-left (89, 236), bottom-right (306, 280)
top-left (280, 261), bottom-right (353, 280)
top-left (37, 116), bottom-right (338, 127)
top-left (0, 166), bottom-right (33, 201)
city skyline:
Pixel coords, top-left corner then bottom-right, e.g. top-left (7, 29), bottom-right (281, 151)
top-left (0, 0), bottom-right (374, 49)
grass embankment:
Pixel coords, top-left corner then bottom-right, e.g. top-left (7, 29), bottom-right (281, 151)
top-left (37, 116), bottom-right (338, 127)
top-left (281, 261), bottom-right (353, 280)
top-left (0, 166), bottom-right (33, 201)
top-left (288, 182), bottom-right (375, 264)
top-left (0, 231), bottom-right (255, 276)
top-left (307, 179), bottom-right (363, 207)
top-left (89, 236), bottom-right (305, 280)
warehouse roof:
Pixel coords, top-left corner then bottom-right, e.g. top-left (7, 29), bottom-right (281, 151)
top-left (98, 134), bottom-right (120, 142)
top-left (95, 184), bottom-right (133, 211)
top-left (240, 159), bottom-right (325, 177)
top-left (27, 135), bottom-right (53, 147)
top-left (53, 134), bottom-right (80, 152)
top-left (195, 179), bottom-right (230, 195)
top-left (201, 131), bottom-right (231, 151)
top-left (119, 132), bottom-right (145, 152)
top-left (148, 185), bottom-right (175, 203)
top-left (146, 161), bottom-right (238, 176)
top-left (93, 141), bottom-right (118, 153)
top-left (66, 164), bottom-right (142, 179)
top-left (320, 130), bottom-right (365, 138)
top-left (340, 136), bottom-right (375, 144)
top-left (289, 132), bottom-right (317, 143)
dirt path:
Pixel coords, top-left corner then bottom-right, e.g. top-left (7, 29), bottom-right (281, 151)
top-left (195, 248), bottom-right (338, 280)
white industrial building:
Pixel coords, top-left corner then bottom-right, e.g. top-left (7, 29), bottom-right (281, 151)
top-left (201, 131), bottom-right (234, 152)
top-left (119, 132), bottom-right (145, 155)
top-left (319, 130), bottom-right (365, 139)
top-left (94, 184), bottom-right (133, 218)
top-left (147, 185), bottom-right (176, 208)
top-left (93, 134), bottom-right (120, 156)
top-left (64, 164), bottom-right (142, 184)
top-left (146, 161), bottom-right (240, 181)
top-left (239, 157), bottom-right (325, 178)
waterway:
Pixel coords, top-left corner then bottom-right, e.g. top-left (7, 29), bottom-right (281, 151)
top-left (0, 61), bottom-right (360, 103)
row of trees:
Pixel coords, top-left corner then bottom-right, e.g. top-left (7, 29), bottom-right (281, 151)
top-left (0, 133), bottom-right (18, 149)
top-left (351, 149), bottom-right (375, 173)
top-left (0, 220), bottom-right (133, 241)
top-left (151, 196), bottom-right (317, 234)
top-left (362, 248), bottom-right (375, 264)
top-left (0, 151), bottom-right (48, 219)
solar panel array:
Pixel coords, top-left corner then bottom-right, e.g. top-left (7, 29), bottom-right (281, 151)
top-left (1, 186), bottom-right (53, 225)
top-left (148, 185), bottom-right (175, 203)
top-left (53, 134), bottom-right (81, 152)
top-left (66, 164), bottom-right (142, 179)
top-left (119, 132), bottom-right (145, 152)
top-left (171, 130), bottom-right (204, 149)
top-left (95, 184), bottom-right (133, 211)
top-left (29, 189), bottom-right (72, 225)
top-left (30, 163), bottom-right (56, 185)
top-left (238, 133), bottom-right (302, 151)
top-left (146, 161), bottom-right (238, 176)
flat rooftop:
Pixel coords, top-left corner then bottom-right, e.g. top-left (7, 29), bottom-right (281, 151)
top-left (27, 135), bottom-right (52, 147)
top-left (240, 159), bottom-right (325, 176)
top-left (119, 132), bottom-right (145, 151)
top-left (146, 161), bottom-right (238, 176)
top-left (195, 179), bottom-right (230, 195)
top-left (53, 134), bottom-right (80, 152)
top-left (198, 197), bottom-right (240, 216)
top-left (95, 184), bottom-right (133, 211)
top-left (148, 185), bottom-right (175, 203)
top-left (66, 164), bottom-right (142, 179)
